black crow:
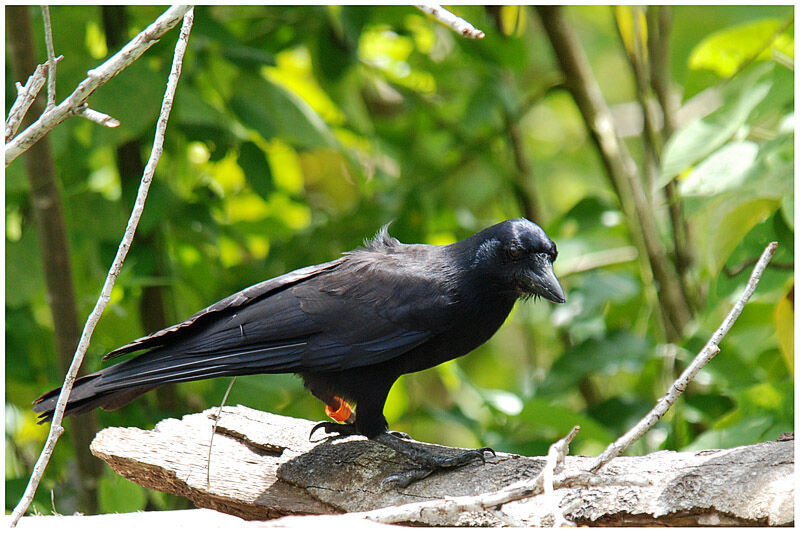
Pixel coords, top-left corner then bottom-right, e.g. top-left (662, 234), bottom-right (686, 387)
top-left (34, 218), bottom-right (565, 486)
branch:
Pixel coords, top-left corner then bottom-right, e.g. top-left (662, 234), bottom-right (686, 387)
top-left (416, 4), bottom-right (485, 39)
top-left (536, 5), bottom-right (692, 341)
top-left (646, 5), bottom-right (696, 310)
top-left (41, 6), bottom-right (57, 112)
top-left (8, 7), bottom-right (194, 526)
top-left (4, 4), bottom-right (191, 167)
top-left (75, 104), bottom-right (121, 128)
top-left (90, 406), bottom-right (793, 526)
top-left (4, 56), bottom-right (62, 142)
top-left (589, 241), bottom-right (778, 472)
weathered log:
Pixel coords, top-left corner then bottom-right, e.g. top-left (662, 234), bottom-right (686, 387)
top-left (89, 405), bottom-right (793, 526)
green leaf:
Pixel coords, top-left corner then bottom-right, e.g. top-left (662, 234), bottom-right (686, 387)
top-left (695, 197), bottom-right (778, 276)
top-left (229, 74), bottom-right (337, 149)
top-left (238, 142), bottom-right (274, 200)
top-left (688, 18), bottom-right (793, 77)
top-left (659, 65), bottom-right (773, 184)
top-left (683, 415), bottom-right (775, 451)
top-left (780, 177), bottom-right (794, 228)
top-left (538, 330), bottom-right (651, 396)
top-left (518, 398), bottom-right (613, 444)
top-left (774, 284), bottom-right (794, 374)
top-left (678, 141), bottom-right (759, 197)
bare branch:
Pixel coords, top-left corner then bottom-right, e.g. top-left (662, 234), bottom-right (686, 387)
top-left (75, 104), bottom-right (121, 128)
top-left (5, 56), bottom-right (65, 142)
top-left (5, 4), bottom-right (191, 167)
top-left (41, 6), bottom-right (57, 112)
top-left (589, 241), bottom-right (778, 473)
top-left (7, 68), bottom-right (45, 141)
top-left (8, 7), bottom-right (194, 527)
top-left (416, 4), bottom-right (485, 39)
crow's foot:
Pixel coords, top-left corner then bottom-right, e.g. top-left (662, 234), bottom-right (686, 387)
top-left (373, 431), bottom-right (495, 488)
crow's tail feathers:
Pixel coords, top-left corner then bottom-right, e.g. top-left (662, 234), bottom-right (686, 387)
top-left (32, 372), bottom-right (157, 424)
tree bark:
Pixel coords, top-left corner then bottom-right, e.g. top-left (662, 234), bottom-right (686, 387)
top-left (6, 5), bottom-right (101, 514)
top-left (90, 406), bottom-right (794, 526)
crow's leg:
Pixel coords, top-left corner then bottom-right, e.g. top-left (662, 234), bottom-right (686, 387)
top-left (373, 431), bottom-right (495, 488)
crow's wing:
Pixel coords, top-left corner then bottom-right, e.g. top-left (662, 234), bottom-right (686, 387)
top-left (93, 249), bottom-right (457, 391)
top-left (292, 249), bottom-right (458, 370)
top-left (103, 257), bottom-right (347, 360)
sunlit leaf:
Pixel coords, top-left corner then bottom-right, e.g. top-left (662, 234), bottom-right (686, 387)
top-left (660, 64), bottom-right (773, 183)
top-left (678, 141), bottom-right (759, 197)
top-left (695, 197), bottom-right (778, 276)
top-left (499, 6), bottom-right (526, 37)
top-left (689, 18), bottom-right (794, 77)
top-left (230, 73), bottom-right (337, 149)
top-left (614, 6), bottom-right (647, 60)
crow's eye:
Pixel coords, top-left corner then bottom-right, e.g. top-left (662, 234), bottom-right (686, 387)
top-left (506, 245), bottom-right (523, 260)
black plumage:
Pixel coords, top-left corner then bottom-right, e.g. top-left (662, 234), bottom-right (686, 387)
top-left (34, 218), bottom-right (564, 484)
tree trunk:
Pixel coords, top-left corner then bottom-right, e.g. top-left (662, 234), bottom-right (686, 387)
top-left (6, 4), bottom-right (101, 514)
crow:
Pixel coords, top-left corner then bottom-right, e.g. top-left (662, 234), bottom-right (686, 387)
top-left (34, 218), bottom-right (565, 486)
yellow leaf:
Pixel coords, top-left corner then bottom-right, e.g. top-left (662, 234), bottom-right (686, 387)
top-left (499, 6), bottom-right (526, 37)
top-left (614, 6), bottom-right (648, 61)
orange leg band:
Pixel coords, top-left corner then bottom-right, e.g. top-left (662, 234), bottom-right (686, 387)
top-left (325, 396), bottom-right (354, 423)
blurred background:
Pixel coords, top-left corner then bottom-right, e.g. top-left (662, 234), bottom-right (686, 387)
top-left (6, 5), bottom-right (794, 516)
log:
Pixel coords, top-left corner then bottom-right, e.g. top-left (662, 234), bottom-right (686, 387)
top-left (89, 405), bottom-right (794, 526)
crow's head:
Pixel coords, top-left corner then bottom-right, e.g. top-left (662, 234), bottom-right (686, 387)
top-left (469, 218), bottom-right (565, 304)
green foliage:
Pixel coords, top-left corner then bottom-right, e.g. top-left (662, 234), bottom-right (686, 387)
top-left (6, 5), bottom-right (792, 515)
top-left (688, 17), bottom-right (794, 77)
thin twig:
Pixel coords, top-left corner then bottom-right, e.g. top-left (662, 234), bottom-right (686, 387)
top-left (8, 8), bottom-right (194, 527)
top-left (614, 6), bottom-right (661, 193)
top-left (724, 256), bottom-right (792, 277)
top-left (361, 426), bottom-right (580, 525)
top-left (589, 241), bottom-right (778, 473)
top-left (542, 426), bottom-right (578, 526)
top-left (207, 377), bottom-right (237, 488)
top-left (5, 4), bottom-right (191, 167)
top-left (41, 6), bottom-right (57, 112)
top-left (648, 6), bottom-right (695, 310)
top-left (416, 4), bottom-right (485, 39)
top-left (76, 104), bottom-right (121, 128)
top-left (5, 56), bottom-right (63, 142)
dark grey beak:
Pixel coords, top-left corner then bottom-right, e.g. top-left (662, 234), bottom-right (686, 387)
top-left (536, 257), bottom-right (566, 304)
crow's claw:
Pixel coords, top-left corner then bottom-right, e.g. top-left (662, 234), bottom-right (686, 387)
top-left (309, 421), bottom-right (358, 441)
top-left (386, 429), bottom-right (411, 439)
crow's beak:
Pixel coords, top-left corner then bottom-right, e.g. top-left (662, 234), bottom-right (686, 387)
top-left (536, 258), bottom-right (566, 304)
